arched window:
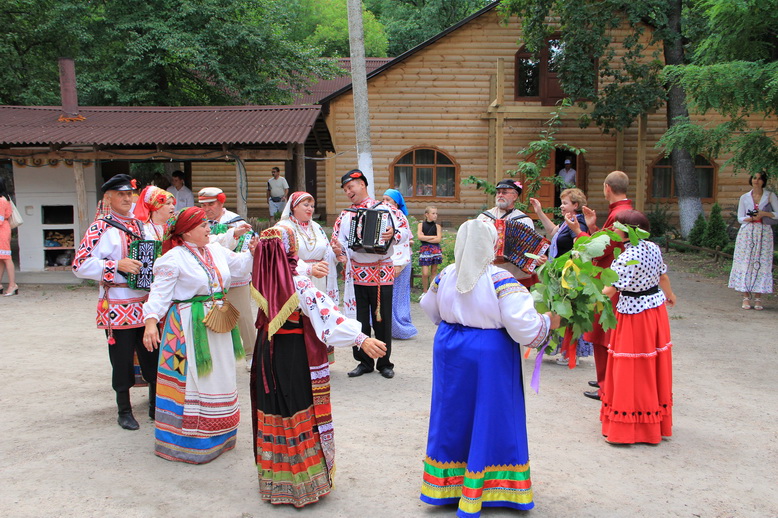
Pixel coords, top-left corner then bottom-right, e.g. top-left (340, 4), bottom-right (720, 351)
top-left (648, 155), bottom-right (717, 202)
top-left (392, 147), bottom-right (458, 200)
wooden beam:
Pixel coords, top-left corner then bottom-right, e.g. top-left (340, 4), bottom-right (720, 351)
top-left (295, 143), bottom-right (306, 192)
top-left (496, 57), bottom-right (505, 106)
top-left (234, 155), bottom-right (248, 219)
top-left (635, 114), bottom-right (647, 212)
top-left (0, 147), bottom-right (293, 162)
top-left (73, 161), bottom-right (89, 241)
top-left (496, 113), bottom-right (504, 180)
top-left (487, 74), bottom-right (497, 182)
top-left (481, 105), bottom-right (592, 119)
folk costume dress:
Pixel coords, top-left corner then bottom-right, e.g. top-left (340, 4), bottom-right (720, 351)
top-left (419, 220), bottom-right (551, 518)
top-left (143, 241), bottom-right (252, 464)
top-left (0, 196), bottom-right (11, 260)
top-left (601, 239), bottom-right (673, 445)
top-left (418, 219), bottom-right (443, 266)
top-left (728, 189), bottom-right (778, 294)
top-left (384, 189), bottom-right (417, 340)
top-left (250, 227), bottom-right (368, 507)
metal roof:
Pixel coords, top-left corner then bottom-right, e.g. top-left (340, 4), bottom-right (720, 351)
top-left (0, 105), bottom-right (327, 147)
top-left (292, 58), bottom-right (394, 105)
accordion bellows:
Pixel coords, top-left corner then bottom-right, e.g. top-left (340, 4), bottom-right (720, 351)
top-left (491, 218), bottom-right (550, 274)
top-left (347, 207), bottom-right (393, 254)
top-left (127, 240), bottom-right (162, 290)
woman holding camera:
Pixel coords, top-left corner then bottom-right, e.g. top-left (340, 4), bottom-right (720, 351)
top-left (728, 171), bottom-right (778, 310)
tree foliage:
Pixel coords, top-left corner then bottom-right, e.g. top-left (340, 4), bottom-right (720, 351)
top-left (688, 212), bottom-right (707, 246)
top-left (286, 0), bottom-right (388, 58)
top-left (701, 202), bottom-right (729, 250)
top-left (0, 0), bottom-right (341, 106)
top-left (365, 0), bottom-right (491, 56)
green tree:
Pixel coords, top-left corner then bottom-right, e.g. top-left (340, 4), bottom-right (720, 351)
top-left (498, 0), bottom-right (703, 238)
top-left (0, 0), bottom-right (341, 106)
top-left (365, 0), bottom-right (491, 56)
top-left (660, 0), bottom-right (778, 177)
top-left (688, 212), bottom-right (706, 246)
top-left (285, 0), bottom-right (388, 57)
top-left (701, 202), bottom-right (729, 250)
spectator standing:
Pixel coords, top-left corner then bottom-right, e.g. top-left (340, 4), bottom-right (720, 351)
top-left (267, 167), bottom-right (289, 223)
top-left (168, 170), bottom-right (194, 209)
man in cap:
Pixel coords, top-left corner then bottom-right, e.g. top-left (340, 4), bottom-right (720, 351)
top-left (168, 170), bottom-right (194, 209)
top-left (331, 169), bottom-right (407, 379)
top-left (477, 178), bottom-right (539, 286)
top-left (198, 187), bottom-right (256, 368)
top-left (73, 174), bottom-right (158, 431)
top-left (558, 159), bottom-right (577, 186)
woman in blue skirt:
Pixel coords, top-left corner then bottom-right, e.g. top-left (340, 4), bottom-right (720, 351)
top-left (419, 219), bottom-right (560, 517)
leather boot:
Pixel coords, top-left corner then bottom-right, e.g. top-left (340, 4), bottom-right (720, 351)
top-left (116, 390), bottom-right (139, 430)
top-left (148, 384), bottom-right (156, 420)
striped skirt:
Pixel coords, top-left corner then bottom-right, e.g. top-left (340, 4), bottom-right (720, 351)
top-left (421, 323), bottom-right (533, 517)
top-left (154, 304), bottom-right (240, 464)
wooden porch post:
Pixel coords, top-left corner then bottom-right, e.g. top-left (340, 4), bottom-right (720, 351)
top-left (295, 143), bottom-right (306, 193)
top-left (234, 155), bottom-right (248, 219)
top-left (73, 161), bottom-right (89, 238)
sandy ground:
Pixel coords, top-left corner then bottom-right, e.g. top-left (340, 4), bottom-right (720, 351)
top-left (0, 250), bottom-right (777, 518)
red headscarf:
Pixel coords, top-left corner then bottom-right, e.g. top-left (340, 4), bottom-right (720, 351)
top-left (132, 185), bottom-right (175, 222)
top-left (161, 207), bottom-right (207, 254)
top-left (251, 226), bottom-right (299, 338)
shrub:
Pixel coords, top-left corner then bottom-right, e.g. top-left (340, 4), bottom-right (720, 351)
top-left (646, 203), bottom-right (674, 240)
top-left (702, 203), bottom-right (730, 250)
top-left (688, 213), bottom-right (707, 247)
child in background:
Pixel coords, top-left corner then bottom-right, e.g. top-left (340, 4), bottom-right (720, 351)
top-left (417, 206), bottom-right (442, 293)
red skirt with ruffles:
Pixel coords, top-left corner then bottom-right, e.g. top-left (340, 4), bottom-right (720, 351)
top-left (600, 303), bottom-right (673, 444)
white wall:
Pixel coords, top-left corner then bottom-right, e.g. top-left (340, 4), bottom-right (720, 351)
top-left (13, 161), bottom-right (98, 272)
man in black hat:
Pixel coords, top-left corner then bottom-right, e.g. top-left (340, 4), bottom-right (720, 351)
top-left (73, 174), bottom-right (158, 431)
top-left (331, 169), bottom-right (407, 379)
top-left (477, 178), bottom-right (537, 285)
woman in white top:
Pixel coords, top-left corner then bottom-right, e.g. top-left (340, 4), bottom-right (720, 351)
top-left (276, 191), bottom-right (338, 303)
top-left (728, 171), bottom-right (778, 310)
top-left (142, 207), bottom-right (257, 464)
top-left (419, 219), bottom-right (559, 517)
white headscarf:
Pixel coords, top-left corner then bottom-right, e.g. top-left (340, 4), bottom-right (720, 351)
top-left (280, 191), bottom-right (314, 221)
top-left (454, 219), bottom-right (498, 294)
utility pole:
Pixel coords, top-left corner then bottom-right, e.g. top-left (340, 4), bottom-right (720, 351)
top-left (346, 0), bottom-right (375, 198)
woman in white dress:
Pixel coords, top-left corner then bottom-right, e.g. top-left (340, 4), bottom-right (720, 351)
top-left (728, 171), bottom-right (778, 310)
top-left (132, 185), bottom-right (176, 240)
top-left (276, 191), bottom-right (338, 302)
top-left (142, 207), bottom-right (257, 464)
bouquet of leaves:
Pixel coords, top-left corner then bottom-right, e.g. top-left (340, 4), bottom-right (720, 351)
top-left (529, 222), bottom-right (650, 351)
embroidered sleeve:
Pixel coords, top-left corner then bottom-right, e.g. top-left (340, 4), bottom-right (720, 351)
top-left (498, 276), bottom-right (550, 348)
top-left (295, 275), bottom-right (363, 348)
top-left (143, 254), bottom-right (179, 321)
top-left (492, 270), bottom-right (525, 299)
top-left (72, 221), bottom-right (117, 284)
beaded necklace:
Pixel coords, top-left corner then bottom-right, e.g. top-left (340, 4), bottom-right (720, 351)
top-left (182, 242), bottom-right (223, 294)
top-left (291, 216), bottom-right (317, 252)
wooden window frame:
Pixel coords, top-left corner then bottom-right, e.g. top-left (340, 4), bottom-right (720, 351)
top-left (391, 146), bottom-right (460, 201)
top-left (647, 154), bottom-right (718, 203)
top-left (514, 37), bottom-right (597, 105)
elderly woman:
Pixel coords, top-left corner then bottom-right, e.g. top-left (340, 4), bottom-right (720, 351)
top-left (132, 185), bottom-right (176, 240)
top-left (419, 219), bottom-right (560, 517)
top-left (142, 207), bottom-right (257, 464)
top-left (250, 226), bottom-right (386, 507)
top-left (728, 171), bottom-right (778, 310)
top-left (382, 188), bottom-right (417, 339)
top-left (275, 191), bottom-right (338, 303)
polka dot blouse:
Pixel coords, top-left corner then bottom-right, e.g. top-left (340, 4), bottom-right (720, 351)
top-left (611, 240), bottom-right (668, 314)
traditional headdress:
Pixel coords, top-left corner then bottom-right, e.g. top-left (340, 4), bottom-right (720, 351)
top-left (198, 187), bottom-right (226, 204)
top-left (454, 219), bottom-right (498, 294)
top-left (383, 188), bottom-right (408, 216)
top-left (132, 185), bottom-right (175, 222)
top-left (252, 226), bottom-right (299, 339)
top-left (161, 207), bottom-right (208, 254)
top-left (280, 191), bottom-right (315, 221)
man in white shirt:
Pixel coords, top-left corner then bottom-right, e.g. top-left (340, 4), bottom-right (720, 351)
top-left (266, 167), bottom-right (289, 223)
top-left (168, 171), bottom-right (194, 209)
top-left (557, 159), bottom-right (577, 186)
top-left (198, 187), bottom-right (256, 368)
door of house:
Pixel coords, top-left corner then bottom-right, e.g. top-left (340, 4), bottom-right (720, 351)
top-left (522, 148), bottom-right (588, 215)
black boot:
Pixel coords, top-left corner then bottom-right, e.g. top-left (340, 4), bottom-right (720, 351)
top-left (148, 384), bottom-right (156, 420)
top-left (116, 390), bottom-right (139, 430)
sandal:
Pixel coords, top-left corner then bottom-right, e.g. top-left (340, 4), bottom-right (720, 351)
top-left (753, 298), bottom-right (763, 311)
top-left (742, 297), bottom-right (751, 310)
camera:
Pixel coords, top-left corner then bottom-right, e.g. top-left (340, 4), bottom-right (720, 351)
top-left (747, 208), bottom-right (760, 217)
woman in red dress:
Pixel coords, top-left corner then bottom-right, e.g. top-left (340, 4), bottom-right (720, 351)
top-left (600, 210), bottom-right (676, 445)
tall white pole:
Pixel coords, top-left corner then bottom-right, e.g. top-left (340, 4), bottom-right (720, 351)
top-left (346, 0), bottom-right (375, 199)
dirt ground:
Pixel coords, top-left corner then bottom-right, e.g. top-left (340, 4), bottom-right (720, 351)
top-left (1, 250), bottom-right (776, 518)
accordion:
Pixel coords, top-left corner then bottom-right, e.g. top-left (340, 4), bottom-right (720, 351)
top-left (482, 212), bottom-right (550, 275)
top-left (127, 239), bottom-right (162, 291)
top-left (346, 206), bottom-right (394, 254)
